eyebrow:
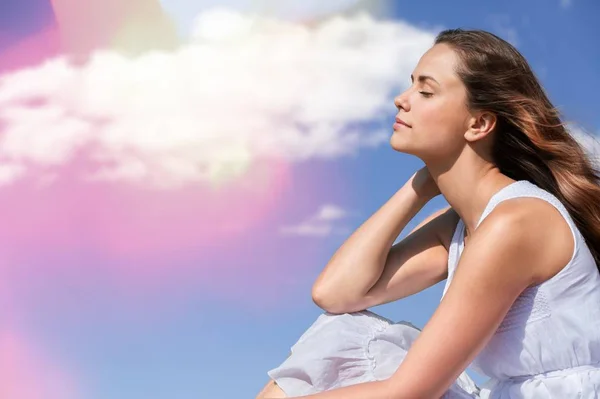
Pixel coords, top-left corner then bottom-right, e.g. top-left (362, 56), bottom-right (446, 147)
top-left (411, 74), bottom-right (440, 86)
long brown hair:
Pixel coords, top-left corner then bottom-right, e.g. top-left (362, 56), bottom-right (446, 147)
top-left (435, 29), bottom-right (600, 273)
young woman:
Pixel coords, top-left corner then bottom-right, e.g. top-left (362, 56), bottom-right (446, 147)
top-left (256, 29), bottom-right (600, 398)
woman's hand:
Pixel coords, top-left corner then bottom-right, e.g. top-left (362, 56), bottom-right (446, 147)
top-left (408, 166), bottom-right (441, 201)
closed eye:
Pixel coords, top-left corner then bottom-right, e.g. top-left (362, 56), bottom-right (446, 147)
top-left (419, 91), bottom-right (433, 98)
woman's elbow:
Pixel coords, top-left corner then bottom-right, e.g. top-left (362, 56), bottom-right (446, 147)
top-left (311, 285), bottom-right (360, 314)
top-left (311, 284), bottom-right (335, 312)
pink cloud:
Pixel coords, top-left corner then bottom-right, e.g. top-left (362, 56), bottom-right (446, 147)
top-left (0, 5), bottom-right (404, 310)
top-left (0, 149), bottom-right (292, 294)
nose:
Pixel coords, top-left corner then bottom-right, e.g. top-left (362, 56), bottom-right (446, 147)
top-left (394, 90), bottom-right (410, 112)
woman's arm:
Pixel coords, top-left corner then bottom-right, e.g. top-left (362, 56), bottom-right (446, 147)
top-left (285, 199), bottom-right (552, 399)
top-left (312, 168), bottom-right (447, 314)
top-left (353, 205), bottom-right (455, 312)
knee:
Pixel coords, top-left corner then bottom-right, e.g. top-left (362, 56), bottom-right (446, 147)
top-left (256, 380), bottom-right (287, 399)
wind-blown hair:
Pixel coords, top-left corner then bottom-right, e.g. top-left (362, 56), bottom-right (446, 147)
top-left (435, 29), bottom-right (600, 272)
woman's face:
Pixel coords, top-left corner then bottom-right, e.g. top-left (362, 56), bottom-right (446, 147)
top-left (390, 43), bottom-right (473, 161)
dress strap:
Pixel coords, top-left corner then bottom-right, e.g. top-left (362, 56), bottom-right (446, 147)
top-left (442, 219), bottom-right (465, 298)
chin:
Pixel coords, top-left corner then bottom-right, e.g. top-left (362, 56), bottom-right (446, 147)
top-left (389, 133), bottom-right (414, 155)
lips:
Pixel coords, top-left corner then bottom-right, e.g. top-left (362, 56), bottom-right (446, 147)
top-left (395, 117), bottom-right (411, 127)
top-left (394, 116), bottom-right (412, 130)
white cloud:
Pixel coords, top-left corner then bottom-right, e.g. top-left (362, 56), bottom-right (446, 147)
top-left (0, 163), bottom-right (25, 185)
top-left (280, 203), bottom-right (353, 237)
top-left (316, 204), bottom-right (348, 221)
top-left (0, 9), bottom-right (434, 189)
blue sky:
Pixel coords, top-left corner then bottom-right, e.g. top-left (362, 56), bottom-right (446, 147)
top-left (0, 1), bottom-right (598, 398)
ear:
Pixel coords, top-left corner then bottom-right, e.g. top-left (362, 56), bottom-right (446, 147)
top-left (465, 111), bottom-right (496, 142)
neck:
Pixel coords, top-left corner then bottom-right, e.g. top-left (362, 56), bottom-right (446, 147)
top-left (427, 153), bottom-right (516, 238)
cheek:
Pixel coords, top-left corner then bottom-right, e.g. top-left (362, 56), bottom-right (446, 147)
top-left (413, 100), bottom-right (467, 150)
top-left (420, 100), bottom-right (467, 135)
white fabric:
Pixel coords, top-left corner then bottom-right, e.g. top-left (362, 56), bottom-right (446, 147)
top-left (267, 310), bottom-right (480, 397)
top-left (267, 180), bottom-right (600, 398)
top-left (443, 180), bottom-right (600, 398)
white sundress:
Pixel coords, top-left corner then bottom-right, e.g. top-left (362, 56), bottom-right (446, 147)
top-left (267, 180), bottom-right (600, 398)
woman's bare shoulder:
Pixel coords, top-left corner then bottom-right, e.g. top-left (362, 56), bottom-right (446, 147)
top-left (483, 197), bottom-right (575, 284)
